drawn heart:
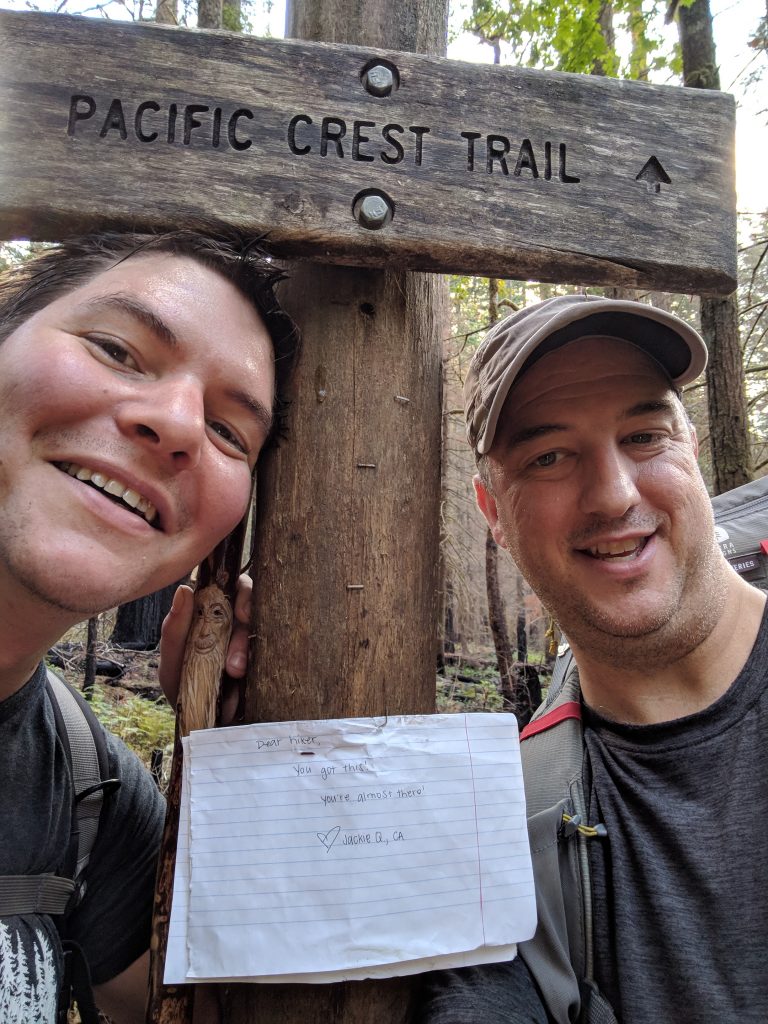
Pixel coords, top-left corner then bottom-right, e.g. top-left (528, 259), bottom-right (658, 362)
top-left (317, 825), bottom-right (341, 851)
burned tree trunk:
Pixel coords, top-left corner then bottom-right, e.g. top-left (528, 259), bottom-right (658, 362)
top-left (111, 582), bottom-right (181, 651)
top-left (485, 528), bottom-right (516, 708)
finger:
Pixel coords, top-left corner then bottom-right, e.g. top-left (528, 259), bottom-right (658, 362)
top-left (158, 584), bottom-right (195, 707)
top-left (219, 678), bottom-right (243, 726)
top-left (233, 573), bottom-right (253, 625)
top-left (225, 574), bottom-right (252, 678)
top-left (225, 624), bottom-right (249, 678)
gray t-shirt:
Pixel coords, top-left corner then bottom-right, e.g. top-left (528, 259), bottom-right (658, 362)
top-left (0, 662), bottom-right (166, 1022)
top-left (417, 608), bottom-right (768, 1022)
top-left (585, 604), bottom-right (768, 1023)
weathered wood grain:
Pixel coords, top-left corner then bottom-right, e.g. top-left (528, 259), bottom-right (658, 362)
top-left (0, 9), bottom-right (736, 293)
top-left (225, 3), bottom-right (448, 1021)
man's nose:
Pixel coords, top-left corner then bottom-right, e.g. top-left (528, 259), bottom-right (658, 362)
top-left (117, 376), bottom-right (205, 470)
top-left (579, 446), bottom-right (641, 519)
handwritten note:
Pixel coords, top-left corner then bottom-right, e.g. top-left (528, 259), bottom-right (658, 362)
top-left (165, 713), bottom-right (535, 983)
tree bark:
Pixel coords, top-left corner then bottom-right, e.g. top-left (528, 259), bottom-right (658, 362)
top-left (197, 0), bottom-right (222, 29)
top-left (677, 0), bottom-right (751, 493)
top-left (483, 276), bottom-right (517, 708)
top-left (155, 0), bottom-right (177, 25)
top-left (229, 4), bottom-right (449, 1022)
top-left (485, 528), bottom-right (515, 708)
top-left (515, 573), bottom-right (527, 664)
top-left (83, 615), bottom-right (98, 699)
top-left (701, 297), bottom-right (752, 491)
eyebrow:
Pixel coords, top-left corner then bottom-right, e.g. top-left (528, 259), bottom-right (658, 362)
top-left (504, 423), bottom-right (568, 450)
top-left (78, 294), bottom-right (180, 348)
top-left (503, 398), bottom-right (679, 451)
top-left (620, 398), bottom-right (679, 420)
top-left (226, 388), bottom-right (274, 439)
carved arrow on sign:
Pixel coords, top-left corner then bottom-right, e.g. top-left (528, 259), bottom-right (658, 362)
top-left (636, 156), bottom-right (672, 193)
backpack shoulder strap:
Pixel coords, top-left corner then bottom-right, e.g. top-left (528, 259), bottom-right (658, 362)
top-left (45, 670), bottom-right (117, 894)
top-left (0, 669), bottom-right (116, 918)
top-left (518, 653), bottom-right (613, 1024)
top-left (520, 649), bottom-right (584, 816)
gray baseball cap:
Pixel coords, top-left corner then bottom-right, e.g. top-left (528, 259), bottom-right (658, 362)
top-left (464, 293), bottom-right (708, 456)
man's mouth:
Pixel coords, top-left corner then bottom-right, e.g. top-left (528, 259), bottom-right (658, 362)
top-left (56, 461), bottom-right (160, 528)
top-left (583, 537), bottom-right (649, 561)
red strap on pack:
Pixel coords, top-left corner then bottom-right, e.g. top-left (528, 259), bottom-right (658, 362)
top-left (520, 701), bottom-right (582, 741)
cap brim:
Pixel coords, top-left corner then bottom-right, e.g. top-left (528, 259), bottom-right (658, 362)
top-left (478, 299), bottom-right (707, 455)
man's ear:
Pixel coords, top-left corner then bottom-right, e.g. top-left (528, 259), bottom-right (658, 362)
top-left (473, 474), bottom-right (509, 550)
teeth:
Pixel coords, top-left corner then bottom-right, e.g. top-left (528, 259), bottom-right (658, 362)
top-left (122, 489), bottom-right (141, 508)
top-left (589, 540), bottom-right (642, 559)
top-left (59, 462), bottom-right (158, 526)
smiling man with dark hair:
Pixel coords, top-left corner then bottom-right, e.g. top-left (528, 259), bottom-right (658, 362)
top-left (0, 229), bottom-right (298, 1023)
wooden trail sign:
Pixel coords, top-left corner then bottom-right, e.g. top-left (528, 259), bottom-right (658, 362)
top-left (0, 8), bottom-right (736, 293)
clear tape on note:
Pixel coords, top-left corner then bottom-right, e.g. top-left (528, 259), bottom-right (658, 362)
top-left (165, 712), bottom-right (536, 984)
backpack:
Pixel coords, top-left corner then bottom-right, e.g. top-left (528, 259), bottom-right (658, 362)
top-left (516, 650), bottom-right (617, 1024)
top-left (712, 475), bottom-right (768, 591)
top-left (0, 669), bottom-right (119, 1024)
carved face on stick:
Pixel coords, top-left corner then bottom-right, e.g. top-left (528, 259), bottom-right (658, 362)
top-left (179, 583), bottom-right (233, 733)
top-left (189, 586), bottom-right (233, 655)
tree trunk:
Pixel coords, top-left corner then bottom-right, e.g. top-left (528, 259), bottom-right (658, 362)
top-left (485, 528), bottom-right (515, 707)
top-left (229, 3), bottom-right (449, 1022)
top-left (592, 1), bottom-right (615, 75)
top-left (701, 297), bottom-right (752, 491)
top-left (626, 0), bottom-right (649, 80)
top-left (155, 0), bottom-right (177, 25)
top-left (515, 573), bottom-right (527, 664)
top-left (83, 615), bottom-right (98, 699)
top-left (484, 276), bottom-right (517, 707)
top-left (197, 0), bottom-right (222, 29)
top-left (677, 0), bottom-right (751, 494)
top-left (111, 581), bottom-right (180, 650)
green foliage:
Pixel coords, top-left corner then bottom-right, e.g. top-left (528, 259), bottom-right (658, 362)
top-left (88, 685), bottom-right (175, 769)
top-left (436, 669), bottom-right (504, 711)
top-left (463, 0), bottom-right (682, 80)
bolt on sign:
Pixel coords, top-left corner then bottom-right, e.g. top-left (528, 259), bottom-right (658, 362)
top-left (0, 9), bottom-right (736, 293)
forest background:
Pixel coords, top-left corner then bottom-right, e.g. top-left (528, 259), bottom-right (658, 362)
top-left (1, 0), bottom-right (765, 778)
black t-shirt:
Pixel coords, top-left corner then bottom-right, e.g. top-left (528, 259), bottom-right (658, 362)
top-left (0, 663), bottom-right (166, 1022)
top-left (585, 604), bottom-right (768, 1023)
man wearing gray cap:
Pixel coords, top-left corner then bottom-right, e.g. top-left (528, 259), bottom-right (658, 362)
top-left (418, 294), bottom-right (768, 1023)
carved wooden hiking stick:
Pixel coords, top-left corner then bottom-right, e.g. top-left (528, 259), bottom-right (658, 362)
top-left (146, 513), bottom-right (249, 1024)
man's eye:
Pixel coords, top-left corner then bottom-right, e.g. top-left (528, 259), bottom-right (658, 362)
top-left (208, 420), bottom-right (248, 455)
top-left (627, 432), bottom-right (655, 445)
top-left (533, 451), bottom-right (559, 467)
top-left (87, 335), bottom-right (139, 370)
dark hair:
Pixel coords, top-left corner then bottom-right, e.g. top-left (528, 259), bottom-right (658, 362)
top-left (0, 226), bottom-right (300, 444)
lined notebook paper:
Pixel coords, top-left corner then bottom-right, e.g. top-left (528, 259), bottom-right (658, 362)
top-left (165, 712), bottom-right (536, 984)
